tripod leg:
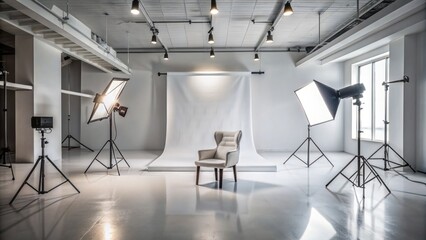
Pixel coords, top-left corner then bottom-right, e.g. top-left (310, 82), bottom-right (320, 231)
top-left (111, 147), bottom-right (120, 176)
top-left (326, 156), bottom-right (356, 187)
top-left (45, 156), bottom-right (80, 193)
top-left (10, 157), bottom-right (42, 204)
top-left (362, 157), bottom-right (391, 193)
top-left (69, 135), bottom-right (94, 152)
top-left (284, 138), bottom-right (308, 165)
top-left (84, 140), bottom-right (109, 173)
top-left (310, 138), bottom-right (334, 167)
top-left (2, 151), bottom-right (15, 180)
top-left (61, 136), bottom-right (68, 144)
top-left (39, 156), bottom-right (44, 193)
top-left (387, 145), bottom-right (416, 172)
top-left (112, 140), bottom-right (130, 167)
top-left (9, 153), bottom-right (15, 180)
top-left (383, 145), bottom-right (390, 170)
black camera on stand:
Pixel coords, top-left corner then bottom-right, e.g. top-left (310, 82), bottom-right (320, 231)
top-left (31, 116), bottom-right (53, 129)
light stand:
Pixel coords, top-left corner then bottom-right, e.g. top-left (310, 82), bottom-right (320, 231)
top-left (10, 129), bottom-right (80, 204)
top-left (0, 71), bottom-right (15, 180)
top-left (367, 76), bottom-right (415, 172)
top-left (283, 124), bottom-right (333, 167)
top-left (326, 97), bottom-right (391, 200)
top-left (61, 113), bottom-right (93, 152)
top-left (61, 65), bottom-right (93, 152)
top-left (84, 108), bottom-right (130, 176)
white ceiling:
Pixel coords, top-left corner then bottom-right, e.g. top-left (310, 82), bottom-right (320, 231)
top-left (38, 0), bottom-right (372, 51)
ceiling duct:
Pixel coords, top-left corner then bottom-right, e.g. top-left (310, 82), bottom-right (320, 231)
top-left (308, 0), bottom-right (396, 54)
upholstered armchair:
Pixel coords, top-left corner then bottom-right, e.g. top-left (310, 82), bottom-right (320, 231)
top-left (195, 131), bottom-right (242, 189)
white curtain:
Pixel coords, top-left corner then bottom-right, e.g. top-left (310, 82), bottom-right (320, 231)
top-left (150, 72), bottom-right (264, 169)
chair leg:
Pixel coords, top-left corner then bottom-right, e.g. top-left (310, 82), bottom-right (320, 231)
top-left (214, 168), bottom-right (218, 181)
top-left (233, 166), bottom-right (237, 182)
top-left (219, 169), bottom-right (223, 189)
top-left (196, 166), bottom-right (200, 185)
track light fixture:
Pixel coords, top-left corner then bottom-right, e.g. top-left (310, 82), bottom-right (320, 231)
top-left (210, 0), bottom-right (218, 15)
top-left (208, 33), bottom-right (214, 44)
top-left (164, 51), bottom-right (169, 60)
top-left (151, 27), bottom-right (158, 44)
top-left (254, 53), bottom-right (259, 61)
top-left (208, 27), bottom-right (214, 44)
top-left (151, 34), bottom-right (157, 44)
top-left (131, 0), bottom-right (140, 15)
top-left (210, 47), bottom-right (215, 58)
top-left (283, 1), bottom-right (294, 16)
top-left (266, 31), bottom-right (273, 43)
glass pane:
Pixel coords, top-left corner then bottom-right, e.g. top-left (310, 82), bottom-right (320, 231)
top-left (374, 59), bottom-right (387, 141)
top-left (359, 64), bottom-right (372, 139)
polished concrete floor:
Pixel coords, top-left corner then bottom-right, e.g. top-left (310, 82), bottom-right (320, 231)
top-left (0, 150), bottom-right (425, 240)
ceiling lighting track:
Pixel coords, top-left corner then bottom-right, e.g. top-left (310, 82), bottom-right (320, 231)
top-left (0, 0), bottom-right (131, 74)
top-left (254, 0), bottom-right (292, 52)
top-left (135, 0), bottom-right (168, 52)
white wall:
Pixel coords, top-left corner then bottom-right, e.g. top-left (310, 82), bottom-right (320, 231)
top-left (416, 31), bottom-right (426, 172)
top-left (80, 52), bottom-right (344, 152)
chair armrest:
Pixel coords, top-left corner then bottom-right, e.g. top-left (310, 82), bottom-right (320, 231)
top-left (198, 149), bottom-right (217, 160)
top-left (225, 150), bottom-right (240, 167)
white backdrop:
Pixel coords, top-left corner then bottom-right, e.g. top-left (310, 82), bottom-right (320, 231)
top-left (149, 72), bottom-right (268, 170)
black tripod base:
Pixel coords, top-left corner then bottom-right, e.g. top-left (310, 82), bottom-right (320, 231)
top-left (0, 148), bottom-right (15, 180)
top-left (62, 135), bottom-right (94, 152)
top-left (283, 137), bottom-right (334, 167)
top-left (84, 140), bottom-right (130, 176)
top-left (10, 155), bottom-right (79, 204)
top-left (326, 155), bottom-right (391, 198)
top-left (367, 144), bottom-right (415, 172)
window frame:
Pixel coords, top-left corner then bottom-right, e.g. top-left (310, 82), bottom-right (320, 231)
top-left (352, 55), bottom-right (389, 142)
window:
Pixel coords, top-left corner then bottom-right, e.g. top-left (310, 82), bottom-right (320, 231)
top-left (352, 57), bottom-right (389, 142)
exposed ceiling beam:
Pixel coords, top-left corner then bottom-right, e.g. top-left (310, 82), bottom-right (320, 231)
top-left (8, 13), bottom-right (30, 20)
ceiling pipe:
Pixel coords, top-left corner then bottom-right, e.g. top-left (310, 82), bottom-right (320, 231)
top-left (136, 0), bottom-right (168, 52)
top-left (251, 19), bottom-right (273, 24)
top-left (158, 71), bottom-right (264, 76)
top-left (116, 47), bottom-right (307, 54)
top-left (120, 20), bottom-right (211, 25)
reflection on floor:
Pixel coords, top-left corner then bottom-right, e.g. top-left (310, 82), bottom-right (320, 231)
top-left (0, 150), bottom-right (425, 239)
